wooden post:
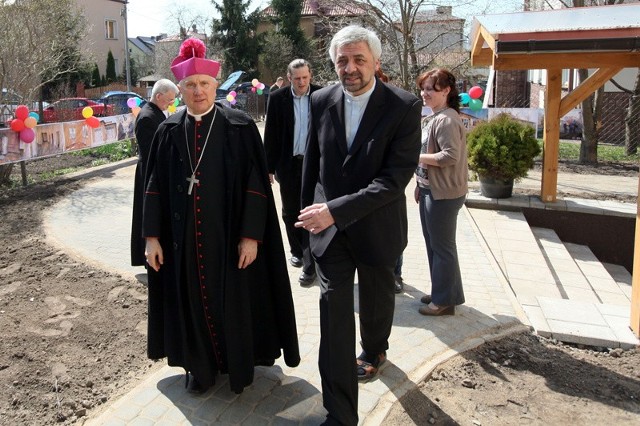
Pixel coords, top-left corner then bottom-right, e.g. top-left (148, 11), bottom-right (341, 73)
top-left (631, 175), bottom-right (640, 336)
top-left (541, 69), bottom-right (562, 202)
top-left (19, 160), bottom-right (28, 187)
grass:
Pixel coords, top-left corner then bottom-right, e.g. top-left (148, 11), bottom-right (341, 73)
top-left (537, 140), bottom-right (640, 163)
top-left (71, 139), bottom-right (136, 162)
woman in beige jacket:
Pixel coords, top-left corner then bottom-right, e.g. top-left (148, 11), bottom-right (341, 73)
top-left (414, 68), bottom-right (468, 316)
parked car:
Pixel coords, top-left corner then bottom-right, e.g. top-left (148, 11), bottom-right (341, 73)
top-left (97, 91), bottom-right (146, 115)
top-left (215, 70), bottom-right (246, 100)
top-left (43, 98), bottom-right (113, 123)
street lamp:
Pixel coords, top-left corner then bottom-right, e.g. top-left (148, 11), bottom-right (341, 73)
top-left (121, 1), bottom-right (131, 92)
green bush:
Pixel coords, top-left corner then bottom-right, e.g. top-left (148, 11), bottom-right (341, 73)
top-left (467, 113), bottom-right (541, 181)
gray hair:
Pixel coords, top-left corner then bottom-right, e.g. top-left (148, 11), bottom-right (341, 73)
top-left (287, 59), bottom-right (311, 76)
top-left (151, 78), bottom-right (179, 100)
top-left (328, 25), bottom-right (382, 63)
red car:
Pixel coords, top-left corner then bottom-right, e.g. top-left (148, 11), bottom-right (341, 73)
top-left (43, 98), bottom-right (114, 123)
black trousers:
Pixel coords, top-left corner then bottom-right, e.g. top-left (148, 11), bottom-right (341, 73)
top-left (316, 232), bottom-right (395, 426)
top-left (278, 156), bottom-right (315, 274)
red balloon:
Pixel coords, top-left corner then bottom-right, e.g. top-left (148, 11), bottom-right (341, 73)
top-left (10, 119), bottom-right (25, 132)
top-left (20, 128), bottom-right (35, 143)
top-left (86, 116), bottom-right (100, 128)
top-left (469, 86), bottom-right (483, 100)
top-left (15, 105), bottom-right (29, 120)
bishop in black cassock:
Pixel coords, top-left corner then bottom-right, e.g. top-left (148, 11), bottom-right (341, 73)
top-left (142, 38), bottom-right (299, 395)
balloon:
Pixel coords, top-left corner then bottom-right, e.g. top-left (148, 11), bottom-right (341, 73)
top-left (127, 97), bottom-right (138, 108)
top-left (167, 105), bottom-right (176, 113)
top-left (15, 105), bottom-right (29, 120)
top-left (459, 93), bottom-right (470, 105)
top-left (10, 119), bottom-right (25, 132)
top-left (229, 91), bottom-right (237, 97)
top-left (257, 89), bottom-right (263, 95)
top-left (19, 128), bottom-right (35, 143)
top-left (230, 99), bottom-right (237, 105)
top-left (251, 87), bottom-right (256, 93)
top-left (173, 98), bottom-right (180, 107)
top-left (131, 106), bottom-right (141, 117)
top-left (82, 106), bottom-right (94, 118)
top-left (469, 86), bottom-right (483, 99)
top-left (28, 111), bottom-right (39, 122)
top-left (226, 94), bottom-right (234, 102)
top-left (135, 97), bottom-right (142, 106)
top-left (469, 98), bottom-right (483, 111)
top-left (24, 116), bottom-right (37, 129)
top-left (258, 83), bottom-right (265, 90)
top-left (86, 116), bottom-right (100, 128)
top-left (251, 78), bottom-right (259, 87)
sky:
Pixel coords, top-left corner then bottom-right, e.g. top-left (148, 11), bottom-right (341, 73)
top-left (126, 0), bottom-right (522, 38)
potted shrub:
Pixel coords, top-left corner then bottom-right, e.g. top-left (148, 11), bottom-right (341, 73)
top-left (467, 113), bottom-right (541, 198)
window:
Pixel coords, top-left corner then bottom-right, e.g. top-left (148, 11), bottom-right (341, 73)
top-left (105, 20), bottom-right (117, 39)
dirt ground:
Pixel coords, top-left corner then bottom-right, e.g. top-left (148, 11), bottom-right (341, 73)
top-left (0, 155), bottom-right (639, 425)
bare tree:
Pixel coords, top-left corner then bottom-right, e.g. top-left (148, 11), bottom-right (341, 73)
top-left (0, 0), bottom-right (89, 184)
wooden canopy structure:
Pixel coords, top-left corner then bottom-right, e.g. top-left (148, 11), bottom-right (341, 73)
top-left (469, 3), bottom-right (640, 336)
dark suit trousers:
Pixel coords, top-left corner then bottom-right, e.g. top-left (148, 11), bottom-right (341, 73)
top-left (278, 156), bottom-right (315, 274)
top-left (316, 232), bottom-right (395, 426)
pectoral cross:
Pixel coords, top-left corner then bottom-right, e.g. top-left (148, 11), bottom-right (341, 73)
top-left (186, 175), bottom-right (199, 195)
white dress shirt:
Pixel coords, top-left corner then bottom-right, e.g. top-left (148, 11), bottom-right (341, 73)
top-left (344, 80), bottom-right (376, 150)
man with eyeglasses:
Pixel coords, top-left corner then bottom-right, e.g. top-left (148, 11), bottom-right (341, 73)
top-left (142, 38), bottom-right (300, 395)
top-left (131, 78), bottom-right (178, 267)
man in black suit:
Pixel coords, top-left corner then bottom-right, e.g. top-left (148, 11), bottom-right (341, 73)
top-left (296, 26), bottom-right (421, 425)
top-left (130, 78), bottom-right (178, 266)
top-left (264, 59), bottom-right (322, 285)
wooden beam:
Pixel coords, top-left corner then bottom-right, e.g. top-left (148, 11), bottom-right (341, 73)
top-left (632, 176), bottom-right (640, 337)
top-left (559, 67), bottom-right (623, 117)
top-left (492, 52), bottom-right (640, 71)
top-left (471, 49), bottom-right (495, 67)
top-left (541, 69), bottom-right (562, 202)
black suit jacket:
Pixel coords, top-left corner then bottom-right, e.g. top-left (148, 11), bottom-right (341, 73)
top-left (263, 84), bottom-right (322, 181)
top-left (301, 80), bottom-right (422, 265)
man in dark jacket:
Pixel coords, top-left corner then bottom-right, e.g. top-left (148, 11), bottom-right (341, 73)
top-left (297, 26), bottom-right (421, 425)
top-left (130, 79), bottom-right (178, 266)
top-left (143, 38), bottom-right (300, 395)
top-left (264, 59), bottom-right (322, 286)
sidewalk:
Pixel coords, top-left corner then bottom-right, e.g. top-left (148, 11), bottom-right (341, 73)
top-left (43, 161), bottom-right (638, 425)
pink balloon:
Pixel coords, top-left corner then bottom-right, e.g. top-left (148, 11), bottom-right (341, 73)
top-left (469, 86), bottom-right (483, 100)
top-left (20, 128), bottom-right (35, 143)
top-left (15, 105), bottom-right (29, 120)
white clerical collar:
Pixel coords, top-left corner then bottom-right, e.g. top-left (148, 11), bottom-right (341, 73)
top-left (187, 103), bottom-right (215, 122)
top-left (343, 79), bottom-right (376, 103)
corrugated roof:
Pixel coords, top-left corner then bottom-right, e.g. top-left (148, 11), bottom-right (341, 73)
top-left (472, 3), bottom-right (640, 40)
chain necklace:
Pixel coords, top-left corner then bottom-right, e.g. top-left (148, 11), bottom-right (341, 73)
top-left (184, 107), bottom-right (217, 195)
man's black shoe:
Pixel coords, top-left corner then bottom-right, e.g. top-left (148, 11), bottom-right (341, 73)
top-left (289, 256), bottom-right (303, 268)
top-left (394, 276), bottom-right (404, 294)
top-left (299, 272), bottom-right (316, 286)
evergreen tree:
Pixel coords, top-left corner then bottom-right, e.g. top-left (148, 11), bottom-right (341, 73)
top-left (211, 0), bottom-right (262, 77)
top-left (91, 63), bottom-right (100, 87)
top-left (270, 0), bottom-right (310, 59)
top-left (106, 50), bottom-right (117, 83)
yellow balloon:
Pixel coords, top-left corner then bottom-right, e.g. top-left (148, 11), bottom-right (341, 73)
top-left (24, 116), bottom-right (37, 129)
top-left (131, 106), bottom-right (141, 117)
top-left (167, 105), bottom-right (176, 113)
top-left (82, 106), bottom-right (94, 118)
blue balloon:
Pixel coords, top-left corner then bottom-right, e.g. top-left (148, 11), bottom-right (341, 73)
top-left (28, 111), bottom-right (40, 122)
top-left (459, 93), bottom-right (470, 105)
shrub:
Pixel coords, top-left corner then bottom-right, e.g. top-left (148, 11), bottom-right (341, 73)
top-left (467, 113), bottom-right (541, 181)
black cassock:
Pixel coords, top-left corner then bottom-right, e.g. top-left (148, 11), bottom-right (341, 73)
top-left (131, 101), bottom-right (167, 266)
top-left (142, 103), bottom-right (300, 393)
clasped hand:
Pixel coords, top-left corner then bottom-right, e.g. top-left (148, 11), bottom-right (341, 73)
top-left (295, 203), bottom-right (334, 234)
